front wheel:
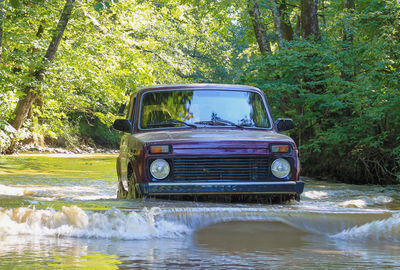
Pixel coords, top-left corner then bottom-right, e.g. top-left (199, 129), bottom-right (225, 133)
top-left (117, 179), bottom-right (128, 199)
top-left (127, 171), bottom-right (140, 199)
top-left (117, 167), bottom-right (141, 199)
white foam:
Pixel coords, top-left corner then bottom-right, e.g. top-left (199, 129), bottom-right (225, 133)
top-left (338, 199), bottom-right (367, 208)
top-left (337, 196), bottom-right (394, 209)
top-left (0, 184), bottom-right (31, 196)
top-left (0, 206), bottom-right (190, 240)
top-left (372, 196), bottom-right (393, 204)
top-left (303, 190), bottom-right (329, 200)
top-left (332, 214), bottom-right (400, 242)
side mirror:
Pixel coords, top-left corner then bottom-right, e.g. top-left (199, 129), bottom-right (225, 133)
top-left (275, 118), bottom-right (294, 132)
top-left (112, 119), bottom-right (133, 133)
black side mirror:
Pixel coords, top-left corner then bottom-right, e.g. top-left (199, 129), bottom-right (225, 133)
top-left (112, 119), bottom-right (133, 133)
top-left (275, 118), bottom-right (294, 132)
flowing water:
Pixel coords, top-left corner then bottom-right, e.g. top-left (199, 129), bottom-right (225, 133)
top-left (0, 154), bottom-right (399, 269)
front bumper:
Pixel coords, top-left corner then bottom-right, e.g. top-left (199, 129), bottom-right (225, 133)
top-left (139, 181), bottom-right (304, 195)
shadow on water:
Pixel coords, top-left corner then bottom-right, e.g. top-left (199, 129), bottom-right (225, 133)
top-left (196, 220), bottom-right (308, 253)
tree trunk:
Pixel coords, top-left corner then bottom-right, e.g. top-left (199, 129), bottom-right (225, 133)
top-left (44, 0), bottom-right (74, 62)
top-left (271, 0), bottom-right (294, 41)
top-left (270, 0), bottom-right (284, 48)
top-left (10, 0), bottom-right (74, 130)
top-left (279, 0), bottom-right (294, 41)
top-left (312, 0), bottom-right (318, 36)
top-left (10, 91), bottom-right (37, 130)
top-left (0, 0), bottom-right (4, 62)
top-left (248, 0), bottom-right (271, 54)
top-left (301, 0), bottom-right (319, 38)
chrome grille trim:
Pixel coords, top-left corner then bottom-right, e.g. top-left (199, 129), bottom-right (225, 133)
top-left (172, 156), bottom-right (270, 181)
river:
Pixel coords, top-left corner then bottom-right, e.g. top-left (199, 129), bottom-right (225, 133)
top-left (0, 154), bottom-right (399, 269)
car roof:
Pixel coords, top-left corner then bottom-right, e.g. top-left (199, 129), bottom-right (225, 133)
top-left (138, 84), bottom-right (262, 94)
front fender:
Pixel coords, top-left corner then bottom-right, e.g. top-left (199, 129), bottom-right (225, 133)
top-left (118, 135), bottom-right (130, 183)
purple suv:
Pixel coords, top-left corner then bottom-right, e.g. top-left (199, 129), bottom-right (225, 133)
top-left (113, 84), bottom-right (304, 202)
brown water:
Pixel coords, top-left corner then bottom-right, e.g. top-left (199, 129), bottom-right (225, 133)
top-left (0, 154), bottom-right (399, 269)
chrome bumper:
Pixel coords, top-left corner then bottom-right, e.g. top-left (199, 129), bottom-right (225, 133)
top-left (139, 181), bottom-right (304, 195)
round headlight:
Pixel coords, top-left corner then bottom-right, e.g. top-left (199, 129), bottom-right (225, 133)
top-left (150, 159), bottom-right (170, 180)
top-left (271, 158), bottom-right (291, 179)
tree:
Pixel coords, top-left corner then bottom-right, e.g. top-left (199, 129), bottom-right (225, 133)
top-left (270, 0), bottom-right (284, 48)
top-left (301, 0), bottom-right (319, 38)
top-left (248, 0), bottom-right (271, 53)
top-left (1, 0), bottom-right (399, 185)
top-left (242, 0), bottom-right (400, 184)
top-left (0, 0), bottom-right (3, 62)
top-left (278, 0), bottom-right (294, 41)
top-left (10, 0), bottom-right (74, 131)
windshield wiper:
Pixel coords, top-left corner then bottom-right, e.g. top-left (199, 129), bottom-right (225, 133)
top-left (214, 117), bottom-right (245, 129)
top-left (147, 119), bottom-right (197, 128)
top-left (195, 118), bottom-right (244, 129)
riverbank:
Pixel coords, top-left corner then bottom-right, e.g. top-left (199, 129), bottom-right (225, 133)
top-left (6, 144), bottom-right (119, 155)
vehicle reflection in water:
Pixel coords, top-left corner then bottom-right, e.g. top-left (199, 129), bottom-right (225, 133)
top-left (0, 154), bottom-right (399, 269)
top-left (196, 221), bottom-right (308, 253)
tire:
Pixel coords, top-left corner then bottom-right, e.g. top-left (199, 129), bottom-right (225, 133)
top-left (117, 165), bottom-right (140, 199)
top-left (126, 170), bottom-right (140, 199)
top-left (117, 158), bottom-right (127, 199)
top-left (117, 178), bottom-right (128, 199)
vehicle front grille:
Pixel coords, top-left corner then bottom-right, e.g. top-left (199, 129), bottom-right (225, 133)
top-left (172, 156), bottom-right (271, 181)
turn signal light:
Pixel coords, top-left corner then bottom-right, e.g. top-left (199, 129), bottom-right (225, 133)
top-left (271, 145), bottom-right (290, 153)
top-left (149, 145), bottom-right (170, 154)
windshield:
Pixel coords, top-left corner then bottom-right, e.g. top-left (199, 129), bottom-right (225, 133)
top-left (139, 90), bottom-right (271, 129)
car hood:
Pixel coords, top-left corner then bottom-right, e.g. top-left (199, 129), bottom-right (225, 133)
top-left (134, 129), bottom-right (294, 145)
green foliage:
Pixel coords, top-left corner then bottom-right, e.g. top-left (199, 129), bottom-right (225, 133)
top-left (78, 113), bottom-right (121, 148)
top-left (242, 0), bottom-right (400, 184)
top-left (1, 0), bottom-right (238, 150)
top-left (1, 0), bottom-right (399, 184)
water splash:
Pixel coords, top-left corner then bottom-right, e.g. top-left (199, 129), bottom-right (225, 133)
top-left (163, 207), bottom-right (283, 230)
top-left (0, 184), bottom-right (33, 196)
top-left (1, 204), bottom-right (397, 243)
top-left (0, 206), bottom-right (190, 240)
top-left (332, 214), bottom-right (400, 242)
top-left (303, 190), bottom-right (329, 200)
top-left (338, 199), bottom-right (367, 208)
top-left (338, 196), bottom-right (394, 209)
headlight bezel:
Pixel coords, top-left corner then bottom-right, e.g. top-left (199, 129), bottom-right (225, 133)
top-left (149, 158), bottom-right (171, 180)
top-left (271, 158), bottom-right (291, 179)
